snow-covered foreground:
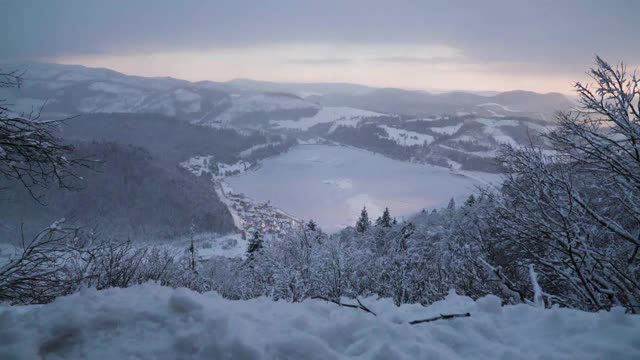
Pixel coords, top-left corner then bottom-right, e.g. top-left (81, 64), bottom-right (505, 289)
top-left (1, 285), bottom-right (638, 360)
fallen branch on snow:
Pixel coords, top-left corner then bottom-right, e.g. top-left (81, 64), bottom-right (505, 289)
top-left (311, 296), bottom-right (377, 316)
top-left (409, 312), bottom-right (471, 325)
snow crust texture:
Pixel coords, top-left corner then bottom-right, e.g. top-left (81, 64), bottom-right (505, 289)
top-left (1, 284), bottom-right (638, 359)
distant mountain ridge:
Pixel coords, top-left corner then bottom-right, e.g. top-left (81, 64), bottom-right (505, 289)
top-left (0, 62), bottom-right (573, 123)
top-left (0, 62), bottom-right (566, 173)
top-left (307, 88), bottom-right (572, 121)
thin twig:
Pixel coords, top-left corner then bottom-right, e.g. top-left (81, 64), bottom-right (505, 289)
top-left (312, 296), bottom-right (377, 316)
top-left (409, 312), bottom-right (471, 325)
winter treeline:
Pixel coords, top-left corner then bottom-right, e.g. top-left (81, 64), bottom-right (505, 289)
top-left (0, 220), bottom-right (220, 305)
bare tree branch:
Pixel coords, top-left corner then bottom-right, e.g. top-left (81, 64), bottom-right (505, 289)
top-left (311, 296), bottom-right (377, 316)
top-left (0, 68), bottom-right (94, 202)
top-left (409, 312), bottom-right (471, 325)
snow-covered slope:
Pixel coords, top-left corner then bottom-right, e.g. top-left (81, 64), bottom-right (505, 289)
top-left (272, 106), bottom-right (385, 131)
top-left (378, 125), bottom-right (435, 146)
top-left (309, 88), bottom-right (574, 121)
top-left (1, 284), bottom-right (638, 359)
top-left (180, 156), bottom-right (252, 179)
top-left (3, 62), bottom-right (330, 128)
top-left (2, 62), bottom-right (556, 173)
top-left (430, 123), bottom-right (464, 135)
top-left (206, 93), bottom-right (321, 127)
top-left (314, 114), bottom-right (554, 172)
top-left (1, 62), bottom-right (230, 123)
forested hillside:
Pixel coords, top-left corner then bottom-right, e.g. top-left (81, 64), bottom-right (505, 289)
top-left (59, 113), bottom-right (296, 165)
top-left (0, 141), bottom-right (236, 240)
top-left (0, 113), bottom-right (297, 240)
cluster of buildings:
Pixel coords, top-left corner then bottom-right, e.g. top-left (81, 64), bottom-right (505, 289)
top-left (225, 191), bottom-right (300, 239)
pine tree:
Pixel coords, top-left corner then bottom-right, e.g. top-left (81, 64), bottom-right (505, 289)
top-left (376, 207), bottom-right (392, 227)
top-left (464, 194), bottom-right (476, 207)
top-left (447, 197), bottom-right (456, 210)
top-left (189, 239), bottom-right (197, 271)
top-left (247, 230), bottom-right (263, 254)
top-left (189, 221), bottom-right (197, 272)
top-left (306, 219), bottom-right (317, 232)
top-left (355, 206), bottom-right (371, 233)
top-left (399, 222), bottom-right (415, 250)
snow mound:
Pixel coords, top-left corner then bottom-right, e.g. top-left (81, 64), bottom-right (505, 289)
top-left (1, 285), bottom-right (638, 359)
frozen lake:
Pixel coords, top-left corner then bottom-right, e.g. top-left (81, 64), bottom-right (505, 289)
top-left (227, 145), bottom-right (501, 232)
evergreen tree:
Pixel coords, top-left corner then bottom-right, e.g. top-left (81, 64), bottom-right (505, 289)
top-left (306, 219), bottom-right (317, 232)
top-left (355, 206), bottom-right (371, 233)
top-left (401, 222), bottom-right (415, 239)
top-left (188, 239), bottom-right (197, 272)
top-left (464, 194), bottom-right (476, 207)
top-left (447, 197), bottom-right (456, 210)
top-left (188, 221), bottom-right (197, 272)
top-left (247, 230), bottom-right (263, 254)
top-left (376, 207), bottom-right (392, 227)
top-left (399, 222), bottom-right (415, 250)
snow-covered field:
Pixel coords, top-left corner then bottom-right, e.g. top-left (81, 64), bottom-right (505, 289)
top-left (227, 145), bottom-right (500, 231)
top-left (239, 142), bottom-right (282, 158)
top-left (477, 102), bottom-right (518, 112)
top-left (180, 156), bottom-right (251, 179)
top-left (272, 106), bottom-right (385, 131)
top-left (378, 125), bottom-right (435, 146)
top-left (430, 123), bottom-right (463, 135)
top-left (1, 284), bottom-right (637, 359)
top-left (217, 93), bottom-right (319, 124)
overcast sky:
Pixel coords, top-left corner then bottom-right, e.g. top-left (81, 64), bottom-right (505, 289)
top-left (2, 0), bottom-right (638, 93)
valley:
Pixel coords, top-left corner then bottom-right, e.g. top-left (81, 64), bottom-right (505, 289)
top-left (0, 62), bottom-right (558, 245)
top-left (3, 4), bottom-right (638, 359)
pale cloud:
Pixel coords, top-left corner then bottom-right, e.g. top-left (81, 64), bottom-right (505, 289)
top-left (287, 58), bottom-right (352, 65)
top-left (54, 43), bottom-right (580, 93)
top-left (372, 56), bottom-right (471, 65)
top-left (12, 0), bottom-right (633, 94)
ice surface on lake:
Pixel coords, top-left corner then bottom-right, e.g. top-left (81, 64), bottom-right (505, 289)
top-left (227, 145), bottom-right (501, 232)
